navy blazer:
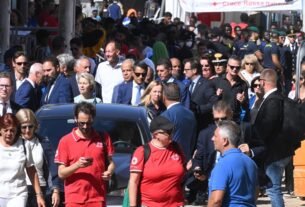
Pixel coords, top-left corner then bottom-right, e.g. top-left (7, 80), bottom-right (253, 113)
top-left (190, 77), bottom-right (219, 130)
top-left (114, 81), bottom-right (133, 104)
top-left (41, 74), bottom-right (73, 105)
top-left (15, 79), bottom-right (41, 111)
top-left (161, 103), bottom-right (197, 161)
top-left (69, 74), bottom-right (80, 98)
top-left (193, 124), bottom-right (217, 176)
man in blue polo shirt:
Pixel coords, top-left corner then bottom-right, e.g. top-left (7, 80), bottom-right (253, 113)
top-left (208, 120), bottom-right (257, 207)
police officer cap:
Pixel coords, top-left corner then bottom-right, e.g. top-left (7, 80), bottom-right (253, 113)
top-left (247, 26), bottom-right (259, 33)
top-left (150, 116), bottom-right (175, 133)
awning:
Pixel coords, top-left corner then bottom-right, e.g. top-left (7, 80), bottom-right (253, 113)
top-left (179, 0), bottom-right (302, 12)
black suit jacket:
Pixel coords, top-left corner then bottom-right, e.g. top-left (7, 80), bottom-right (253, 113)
top-left (69, 74), bottom-right (80, 98)
top-left (190, 77), bottom-right (218, 130)
top-left (252, 90), bottom-right (294, 164)
top-left (10, 100), bottom-right (22, 114)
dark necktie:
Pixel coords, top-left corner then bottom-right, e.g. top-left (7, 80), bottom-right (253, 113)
top-left (189, 82), bottom-right (195, 94)
top-left (2, 102), bottom-right (7, 116)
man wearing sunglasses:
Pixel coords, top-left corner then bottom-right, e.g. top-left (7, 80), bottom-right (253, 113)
top-left (114, 61), bottom-right (147, 105)
top-left (11, 51), bottom-right (28, 96)
top-left (215, 55), bottom-right (249, 124)
top-left (188, 101), bottom-right (233, 205)
top-left (55, 102), bottom-right (115, 207)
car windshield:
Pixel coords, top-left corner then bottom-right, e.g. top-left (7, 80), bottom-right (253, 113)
top-left (38, 117), bottom-right (143, 153)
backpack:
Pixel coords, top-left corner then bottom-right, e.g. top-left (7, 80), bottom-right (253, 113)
top-left (277, 96), bottom-right (305, 150)
top-left (122, 141), bottom-right (183, 207)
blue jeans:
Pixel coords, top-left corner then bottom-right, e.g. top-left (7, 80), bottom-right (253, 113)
top-left (265, 157), bottom-right (291, 207)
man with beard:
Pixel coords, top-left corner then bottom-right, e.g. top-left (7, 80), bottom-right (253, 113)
top-left (55, 102), bottom-right (115, 207)
top-left (15, 63), bottom-right (43, 111)
top-left (41, 57), bottom-right (72, 105)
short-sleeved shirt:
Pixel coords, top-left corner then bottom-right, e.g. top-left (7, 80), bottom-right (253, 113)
top-left (263, 42), bottom-right (280, 69)
top-left (130, 142), bottom-right (185, 207)
top-left (0, 138), bottom-right (34, 198)
top-left (209, 148), bottom-right (257, 207)
top-left (55, 128), bottom-right (114, 204)
top-left (245, 40), bottom-right (259, 55)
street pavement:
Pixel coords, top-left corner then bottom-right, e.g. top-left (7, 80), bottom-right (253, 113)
top-left (185, 192), bottom-right (305, 207)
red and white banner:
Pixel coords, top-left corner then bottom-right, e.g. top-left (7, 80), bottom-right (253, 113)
top-left (179, 0), bottom-right (302, 12)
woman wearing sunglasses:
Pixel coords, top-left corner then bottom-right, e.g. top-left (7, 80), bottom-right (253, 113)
top-left (288, 71), bottom-right (305, 103)
top-left (0, 113), bottom-right (45, 207)
top-left (16, 109), bottom-right (61, 207)
top-left (239, 54), bottom-right (263, 98)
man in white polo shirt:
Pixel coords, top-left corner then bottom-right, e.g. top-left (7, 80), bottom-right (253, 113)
top-left (95, 40), bottom-right (124, 103)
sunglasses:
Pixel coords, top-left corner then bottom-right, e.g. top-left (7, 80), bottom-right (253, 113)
top-left (134, 72), bottom-right (147, 77)
top-left (245, 62), bottom-right (254, 66)
top-left (214, 117), bottom-right (227, 122)
top-left (228, 65), bottom-right (241, 70)
top-left (253, 84), bottom-right (260, 88)
top-left (157, 130), bottom-right (173, 136)
top-left (77, 121), bottom-right (93, 126)
top-left (21, 125), bottom-right (34, 130)
top-left (16, 62), bottom-right (27, 66)
top-left (292, 78), bottom-right (304, 83)
top-left (201, 64), bottom-right (210, 68)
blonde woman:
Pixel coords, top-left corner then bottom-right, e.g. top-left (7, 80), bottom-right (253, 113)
top-left (140, 80), bottom-right (166, 121)
top-left (239, 54), bottom-right (263, 98)
top-left (0, 113), bottom-right (45, 207)
top-left (74, 72), bottom-right (102, 104)
top-left (16, 109), bottom-right (61, 207)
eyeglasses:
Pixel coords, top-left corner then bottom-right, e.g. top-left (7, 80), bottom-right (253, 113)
top-left (245, 62), bottom-right (254, 66)
top-left (134, 72), bottom-right (147, 77)
top-left (228, 65), bottom-right (241, 70)
top-left (214, 117), bottom-right (227, 122)
top-left (253, 84), bottom-right (260, 88)
top-left (0, 84), bottom-right (11, 89)
top-left (292, 78), bottom-right (304, 83)
top-left (201, 64), bottom-right (210, 68)
top-left (16, 62), bottom-right (27, 66)
top-left (21, 125), bottom-right (34, 130)
top-left (77, 121), bottom-right (93, 126)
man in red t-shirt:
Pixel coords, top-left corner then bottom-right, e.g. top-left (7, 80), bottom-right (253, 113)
top-left (55, 102), bottom-right (115, 207)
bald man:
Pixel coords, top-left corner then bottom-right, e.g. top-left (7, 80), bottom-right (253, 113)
top-left (15, 63), bottom-right (43, 111)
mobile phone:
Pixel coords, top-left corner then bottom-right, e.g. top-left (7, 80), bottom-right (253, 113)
top-left (82, 157), bottom-right (93, 162)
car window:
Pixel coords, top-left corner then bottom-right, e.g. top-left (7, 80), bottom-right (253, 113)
top-left (38, 118), bottom-right (143, 153)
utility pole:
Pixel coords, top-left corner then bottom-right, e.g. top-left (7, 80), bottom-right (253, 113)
top-left (58, 0), bottom-right (76, 52)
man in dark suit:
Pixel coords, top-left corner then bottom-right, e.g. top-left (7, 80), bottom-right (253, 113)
top-left (111, 59), bottom-right (135, 103)
top-left (156, 58), bottom-right (190, 108)
top-left (187, 100), bottom-right (233, 205)
top-left (0, 72), bottom-right (22, 116)
top-left (161, 82), bottom-right (196, 161)
top-left (115, 62), bottom-right (148, 105)
top-left (69, 57), bottom-right (91, 98)
top-left (41, 57), bottom-right (73, 105)
top-left (15, 63), bottom-right (43, 111)
top-left (240, 69), bottom-right (295, 207)
top-left (183, 58), bottom-right (218, 131)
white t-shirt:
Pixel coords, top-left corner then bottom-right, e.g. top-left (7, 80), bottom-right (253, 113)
top-left (25, 137), bottom-right (46, 187)
top-left (0, 138), bottom-right (34, 198)
top-left (95, 59), bottom-right (124, 103)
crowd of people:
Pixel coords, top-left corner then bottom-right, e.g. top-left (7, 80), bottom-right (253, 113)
top-left (1, 0), bottom-right (305, 206)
